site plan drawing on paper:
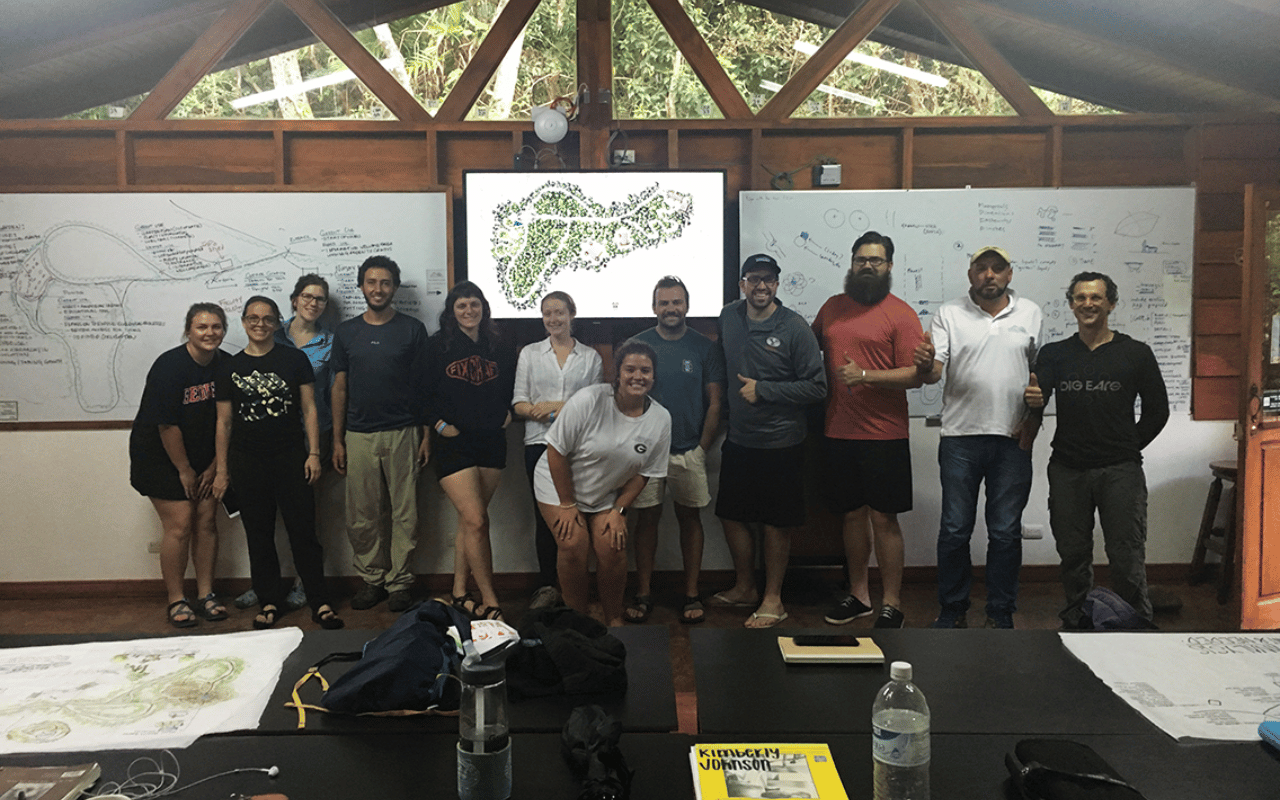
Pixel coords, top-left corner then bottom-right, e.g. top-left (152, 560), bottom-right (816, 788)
top-left (489, 181), bottom-right (695, 310)
top-left (0, 629), bottom-right (302, 754)
top-left (0, 192), bottom-right (448, 424)
top-left (1061, 633), bottom-right (1280, 741)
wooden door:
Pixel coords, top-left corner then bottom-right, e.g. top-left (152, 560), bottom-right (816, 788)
top-left (1239, 184), bottom-right (1280, 629)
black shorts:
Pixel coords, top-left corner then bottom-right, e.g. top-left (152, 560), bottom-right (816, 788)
top-left (130, 455), bottom-right (212, 502)
top-left (434, 428), bottom-right (508, 479)
top-left (714, 439), bottom-right (806, 528)
top-left (823, 436), bottom-right (913, 514)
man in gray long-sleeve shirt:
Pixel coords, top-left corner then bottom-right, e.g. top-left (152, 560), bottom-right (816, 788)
top-left (711, 253), bottom-right (827, 628)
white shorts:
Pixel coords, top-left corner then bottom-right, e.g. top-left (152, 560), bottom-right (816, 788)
top-left (633, 446), bottom-right (710, 509)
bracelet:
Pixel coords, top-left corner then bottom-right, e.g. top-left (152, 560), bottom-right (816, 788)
top-left (308, 452), bottom-right (320, 456)
top-left (435, 420), bottom-right (448, 434)
top-left (558, 501), bottom-right (578, 510)
top-left (860, 369), bottom-right (866, 381)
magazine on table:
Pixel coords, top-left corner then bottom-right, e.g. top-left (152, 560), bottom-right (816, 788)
top-left (689, 743), bottom-right (848, 800)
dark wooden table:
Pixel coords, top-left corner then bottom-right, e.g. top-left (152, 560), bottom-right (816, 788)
top-left (692, 628), bottom-right (1153, 735)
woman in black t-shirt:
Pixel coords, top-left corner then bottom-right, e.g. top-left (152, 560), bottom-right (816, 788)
top-left (425, 281), bottom-right (516, 621)
top-left (213, 296), bottom-right (343, 630)
top-left (129, 303), bottom-right (230, 629)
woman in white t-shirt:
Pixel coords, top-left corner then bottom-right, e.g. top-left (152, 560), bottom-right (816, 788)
top-left (534, 339), bottom-right (671, 626)
top-left (513, 291), bottom-right (603, 607)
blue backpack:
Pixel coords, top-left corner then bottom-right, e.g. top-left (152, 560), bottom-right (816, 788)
top-left (290, 600), bottom-right (468, 726)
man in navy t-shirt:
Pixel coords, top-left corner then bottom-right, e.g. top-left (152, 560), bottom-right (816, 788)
top-left (331, 255), bottom-right (429, 612)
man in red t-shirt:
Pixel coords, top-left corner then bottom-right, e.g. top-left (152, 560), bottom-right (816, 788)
top-left (811, 231), bottom-right (924, 629)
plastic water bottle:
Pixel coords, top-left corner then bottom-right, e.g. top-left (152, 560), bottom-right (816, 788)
top-left (457, 643), bottom-right (513, 800)
top-left (872, 661), bottom-right (930, 800)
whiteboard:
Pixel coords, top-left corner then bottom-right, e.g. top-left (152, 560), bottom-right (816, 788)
top-left (0, 192), bottom-right (450, 424)
top-left (740, 187), bottom-right (1194, 415)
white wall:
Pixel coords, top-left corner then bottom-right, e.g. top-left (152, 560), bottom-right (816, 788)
top-left (0, 414), bottom-right (1234, 583)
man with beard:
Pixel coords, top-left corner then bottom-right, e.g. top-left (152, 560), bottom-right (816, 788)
top-left (1024, 272), bottom-right (1168, 629)
top-left (812, 231), bottom-right (925, 629)
top-left (712, 254), bottom-right (827, 628)
top-left (913, 246), bottom-right (1042, 629)
top-left (331, 255), bottom-right (430, 612)
top-left (626, 276), bottom-right (725, 624)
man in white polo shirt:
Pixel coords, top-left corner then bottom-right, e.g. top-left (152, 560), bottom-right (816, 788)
top-left (913, 246), bottom-right (1042, 629)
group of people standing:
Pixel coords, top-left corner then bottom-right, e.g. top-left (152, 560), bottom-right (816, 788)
top-left (130, 237), bottom-right (1168, 634)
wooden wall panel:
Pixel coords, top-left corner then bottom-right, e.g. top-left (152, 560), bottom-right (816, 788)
top-left (1195, 335), bottom-right (1242, 376)
top-left (0, 134), bottom-right (117, 186)
top-left (1060, 128), bottom-right (1190, 186)
top-left (1195, 262), bottom-right (1243, 299)
top-left (1199, 192), bottom-right (1246, 232)
top-left (133, 133), bottom-right (275, 185)
top-left (1196, 299), bottom-right (1244, 335)
top-left (676, 132), bottom-right (751, 195)
top-left (758, 132), bottom-right (901, 190)
top-left (1196, 159), bottom-right (1280, 194)
top-left (1196, 230), bottom-right (1244, 264)
top-left (1193, 376), bottom-right (1239, 420)
top-left (1200, 123), bottom-right (1280, 159)
top-left (912, 131), bottom-right (1047, 188)
top-left (441, 131), bottom-right (537, 191)
top-left (616, 131), bottom-right (669, 169)
top-left (288, 133), bottom-right (433, 187)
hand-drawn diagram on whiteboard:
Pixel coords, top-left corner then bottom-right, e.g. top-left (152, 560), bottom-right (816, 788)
top-left (0, 629), bottom-right (302, 754)
top-left (0, 192), bottom-right (449, 423)
top-left (466, 171), bottom-right (726, 318)
top-left (490, 181), bottom-right (694, 309)
top-left (1061, 633), bottom-right (1280, 741)
top-left (740, 187), bottom-right (1195, 415)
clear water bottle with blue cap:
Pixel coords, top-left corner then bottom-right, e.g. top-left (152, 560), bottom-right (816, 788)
top-left (872, 660), bottom-right (930, 800)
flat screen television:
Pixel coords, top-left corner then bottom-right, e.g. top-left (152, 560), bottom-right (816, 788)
top-left (463, 170), bottom-right (726, 318)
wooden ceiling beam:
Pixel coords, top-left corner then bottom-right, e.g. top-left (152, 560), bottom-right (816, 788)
top-left (757, 0), bottom-right (900, 121)
top-left (915, 0), bottom-right (1052, 120)
top-left (435, 0), bottom-right (544, 123)
top-left (645, 0), bottom-right (753, 119)
top-left (281, 0), bottom-right (431, 123)
top-left (130, 0), bottom-right (273, 121)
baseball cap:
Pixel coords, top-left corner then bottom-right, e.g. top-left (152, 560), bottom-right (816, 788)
top-left (971, 245), bottom-right (1011, 265)
top-left (741, 253), bottom-right (781, 278)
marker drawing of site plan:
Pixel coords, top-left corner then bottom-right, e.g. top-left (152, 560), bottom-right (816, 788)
top-left (490, 181), bottom-right (694, 310)
top-left (0, 628), bottom-right (302, 754)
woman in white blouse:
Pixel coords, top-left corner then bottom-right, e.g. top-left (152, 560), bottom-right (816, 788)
top-left (512, 291), bottom-right (603, 607)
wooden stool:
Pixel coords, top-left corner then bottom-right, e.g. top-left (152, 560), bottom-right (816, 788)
top-left (1189, 459), bottom-right (1238, 604)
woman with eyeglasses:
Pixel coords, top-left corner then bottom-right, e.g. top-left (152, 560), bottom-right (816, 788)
top-left (130, 303), bottom-right (231, 628)
top-left (212, 296), bottom-right (343, 630)
top-left (534, 339), bottom-right (671, 626)
top-left (424, 281), bottom-right (517, 621)
top-left (233, 274), bottom-right (337, 611)
top-left (512, 291), bottom-right (603, 609)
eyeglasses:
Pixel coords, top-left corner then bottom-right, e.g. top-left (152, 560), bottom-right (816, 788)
top-left (853, 256), bottom-right (887, 267)
top-left (743, 275), bottom-right (779, 287)
top-left (298, 293), bottom-right (327, 305)
top-left (243, 315), bottom-right (278, 327)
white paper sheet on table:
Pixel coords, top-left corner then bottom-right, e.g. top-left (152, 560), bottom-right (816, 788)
top-left (0, 628), bottom-right (302, 754)
top-left (1060, 632), bottom-right (1280, 741)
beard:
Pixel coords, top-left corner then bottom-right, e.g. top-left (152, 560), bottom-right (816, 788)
top-left (845, 269), bottom-right (892, 306)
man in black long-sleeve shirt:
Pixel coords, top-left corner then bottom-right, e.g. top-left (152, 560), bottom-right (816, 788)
top-left (1024, 272), bottom-right (1169, 627)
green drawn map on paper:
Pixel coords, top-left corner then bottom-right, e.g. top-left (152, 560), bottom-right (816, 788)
top-left (490, 181), bottom-right (695, 309)
top-left (0, 629), bottom-right (301, 754)
top-left (0, 650), bottom-right (243, 745)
